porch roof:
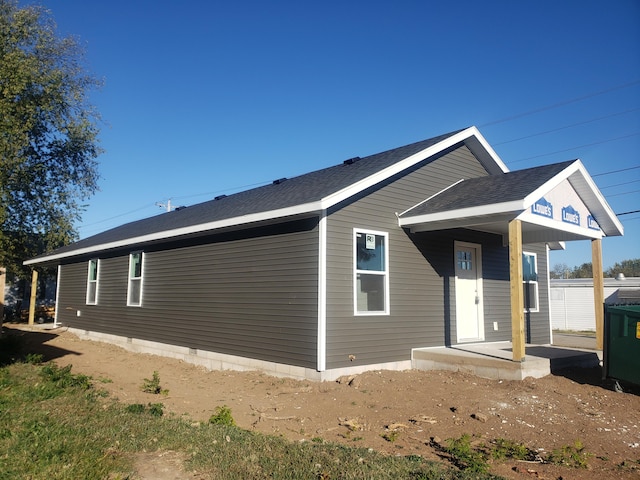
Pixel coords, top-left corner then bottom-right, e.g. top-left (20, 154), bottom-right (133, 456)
top-left (398, 159), bottom-right (624, 243)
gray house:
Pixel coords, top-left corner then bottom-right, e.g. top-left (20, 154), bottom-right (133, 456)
top-left (25, 127), bottom-right (623, 380)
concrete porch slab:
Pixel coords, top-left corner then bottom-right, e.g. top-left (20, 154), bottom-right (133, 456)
top-left (412, 342), bottom-right (602, 381)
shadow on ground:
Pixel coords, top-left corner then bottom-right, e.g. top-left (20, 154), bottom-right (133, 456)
top-left (0, 324), bottom-right (80, 365)
top-left (553, 364), bottom-right (640, 396)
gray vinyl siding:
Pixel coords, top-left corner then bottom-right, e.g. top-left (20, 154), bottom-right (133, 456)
top-left (56, 218), bottom-right (319, 369)
top-left (325, 145), bottom-right (493, 369)
top-left (524, 243), bottom-right (551, 344)
top-left (479, 232), bottom-right (511, 342)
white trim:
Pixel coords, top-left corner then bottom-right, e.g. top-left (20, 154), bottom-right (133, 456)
top-left (85, 259), bottom-right (99, 305)
top-left (454, 241), bottom-right (485, 343)
top-left (353, 228), bottom-right (390, 316)
top-left (324, 128), bottom-right (491, 209)
top-left (317, 211), bottom-right (327, 372)
top-left (523, 160), bottom-right (623, 237)
top-left (522, 251), bottom-right (539, 313)
top-left (126, 252), bottom-right (144, 307)
top-left (399, 200), bottom-right (524, 227)
top-left (25, 127), bottom-right (509, 266)
top-left (546, 244), bottom-right (553, 344)
top-left (398, 179), bottom-right (464, 218)
top-left (24, 202), bottom-right (324, 265)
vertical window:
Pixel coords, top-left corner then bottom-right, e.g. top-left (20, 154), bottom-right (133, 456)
top-left (354, 230), bottom-right (389, 314)
top-left (522, 252), bottom-right (539, 312)
top-left (86, 259), bottom-right (99, 305)
top-left (457, 250), bottom-right (473, 270)
top-left (127, 252), bottom-right (143, 306)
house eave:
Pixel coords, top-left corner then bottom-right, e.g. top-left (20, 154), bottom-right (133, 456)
top-left (24, 201), bottom-right (325, 265)
top-left (24, 126), bottom-right (510, 267)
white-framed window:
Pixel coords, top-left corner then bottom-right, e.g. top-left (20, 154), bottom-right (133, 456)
top-left (86, 259), bottom-right (99, 305)
top-left (127, 252), bottom-right (144, 307)
top-left (522, 251), bottom-right (539, 313)
top-left (354, 229), bottom-right (389, 315)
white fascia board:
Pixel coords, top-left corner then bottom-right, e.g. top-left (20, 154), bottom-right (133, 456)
top-left (517, 210), bottom-right (604, 240)
top-left (24, 200), bottom-right (325, 265)
top-left (522, 160), bottom-right (579, 207)
top-left (522, 160), bottom-right (623, 237)
top-left (398, 199), bottom-right (524, 227)
top-left (398, 179), bottom-right (464, 217)
top-left (320, 127), bottom-right (494, 209)
top-left (464, 126), bottom-right (509, 173)
top-left (567, 162), bottom-right (624, 236)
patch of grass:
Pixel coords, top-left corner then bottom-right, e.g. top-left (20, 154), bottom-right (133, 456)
top-left (0, 361), bottom-right (487, 479)
top-left (443, 434), bottom-right (489, 473)
top-left (488, 438), bottom-right (537, 461)
top-left (209, 405), bottom-right (235, 426)
top-left (41, 363), bottom-right (92, 390)
top-left (141, 370), bottom-right (168, 395)
top-left (547, 439), bottom-right (591, 468)
top-left (126, 402), bottom-right (164, 417)
top-left (381, 431), bottom-right (399, 442)
top-left (25, 353), bottom-right (44, 364)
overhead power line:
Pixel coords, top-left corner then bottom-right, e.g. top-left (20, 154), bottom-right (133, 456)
top-left (593, 165), bottom-right (640, 177)
top-left (480, 79), bottom-right (640, 128)
top-left (599, 179), bottom-right (640, 190)
top-left (606, 189), bottom-right (640, 198)
top-left (494, 107), bottom-right (640, 146)
top-left (510, 132), bottom-right (640, 164)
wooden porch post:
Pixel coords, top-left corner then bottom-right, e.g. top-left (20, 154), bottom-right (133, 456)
top-left (509, 219), bottom-right (525, 362)
top-left (592, 239), bottom-right (604, 350)
top-left (0, 267), bottom-right (6, 327)
top-left (28, 269), bottom-right (38, 326)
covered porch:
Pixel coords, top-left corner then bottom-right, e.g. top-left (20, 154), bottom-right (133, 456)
top-left (399, 159), bottom-right (624, 367)
top-left (412, 338), bottom-right (601, 380)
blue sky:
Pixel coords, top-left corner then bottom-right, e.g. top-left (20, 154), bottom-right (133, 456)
top-left (22, 0), bottom-right (640, 271)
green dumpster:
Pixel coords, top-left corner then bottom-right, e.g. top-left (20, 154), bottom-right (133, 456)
top-left (604, 304), bottom-right (640, 389)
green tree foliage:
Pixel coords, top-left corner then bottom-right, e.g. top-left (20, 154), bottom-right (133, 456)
top-left (551, 258), bottom-right (640, 279)
top-left (571, 262), bottom-right (593, 279)
top-left (0, 0), bottom-right (102, 276)
top-left (606, 258), bottom-right (640, 278)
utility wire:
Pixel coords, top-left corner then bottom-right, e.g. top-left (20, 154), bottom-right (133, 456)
top-left (480, 79), bottom-right (640, 127)
top-left (509, 132), bottom-right (640, 164)
top-left (599, 179), bottom-right (640, 190)
top-left (606, 189), bottom-right (640, 198)
top-left (617, 210), bottom-right (640, 216)
top-left (592, 165), bottom-right (640, 177)
top-left (493, 107), bottom-right (640, 146)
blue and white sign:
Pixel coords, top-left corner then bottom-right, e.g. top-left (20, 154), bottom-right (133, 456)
top-left (587, 215), bottom-right (600, 231)
top-left (562, 205), bottom-right (581, 226)
top-left (531, 197), bottom-right (553, 219)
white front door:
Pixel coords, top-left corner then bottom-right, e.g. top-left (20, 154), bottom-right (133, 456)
top-left (455, 242), bottom-right (484, 343)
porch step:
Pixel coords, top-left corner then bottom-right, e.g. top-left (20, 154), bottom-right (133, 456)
top-left (412, 343), bottom-right (601, 381)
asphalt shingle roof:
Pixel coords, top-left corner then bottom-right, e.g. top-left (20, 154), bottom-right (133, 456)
top-left (399, 160), bottom-right (576, 218)
top-left (38, 129), bottom-right (466, 259)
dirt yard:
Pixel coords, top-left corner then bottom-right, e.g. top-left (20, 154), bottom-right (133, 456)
top-left (6, 324), bottom-right (640, 479)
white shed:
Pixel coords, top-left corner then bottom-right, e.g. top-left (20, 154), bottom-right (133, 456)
top-left (550, 277), bottom-right (640, 331)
